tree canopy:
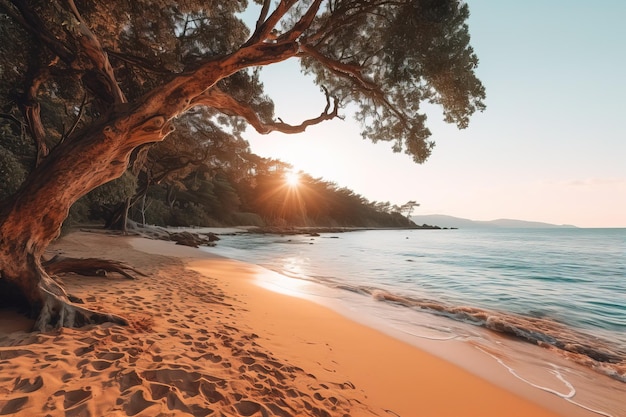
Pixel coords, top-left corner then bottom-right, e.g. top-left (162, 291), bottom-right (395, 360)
top-left (0, 0), bottom-right (484, 170)
top-left (0, 0), bottom-right (485, 330)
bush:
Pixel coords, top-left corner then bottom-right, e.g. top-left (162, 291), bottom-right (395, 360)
top-left (170, 203), bottom-right (218, 227)
top-left (138, 198), bottom-right (170, 226)
top-left (88, 171), bottom-right (138, 205)
top-left (229, 212), bottom-right (265, 226)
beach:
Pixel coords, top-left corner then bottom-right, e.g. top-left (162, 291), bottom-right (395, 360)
top-left (0, 231), bottom-right (607, 416)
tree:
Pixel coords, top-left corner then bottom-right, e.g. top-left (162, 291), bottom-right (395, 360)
top-left (0, 0), bottom-right (485, 330)
top-left (399, 200), bottom-right (420, 218)
top-left (105, 110), bottom-right (250, 229)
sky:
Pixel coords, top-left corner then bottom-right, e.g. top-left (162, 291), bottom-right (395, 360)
top-left (242, 1), bottom-right (626, 228)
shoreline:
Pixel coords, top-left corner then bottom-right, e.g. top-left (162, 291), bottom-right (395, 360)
top-left (136, 238), bottom-right (606, 417)
top-left (0, 232), bottom-right (609, 416)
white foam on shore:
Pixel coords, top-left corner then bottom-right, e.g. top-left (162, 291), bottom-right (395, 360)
top-left (476, 347), bottom-right (614, 417)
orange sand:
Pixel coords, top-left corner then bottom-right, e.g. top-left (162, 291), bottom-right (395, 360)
top-left (0, 232), bottom-right (602, 416)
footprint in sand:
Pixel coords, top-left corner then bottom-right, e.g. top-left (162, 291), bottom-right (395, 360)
top-left (111, 334), bottom-right (129, 343)
top-left (122, 389), bottom-right (157, 416)
top-left (96, 351), bottom-right (125, 361)
top-left (0, 397), bottom-right (28, 415)
top-left (200, 353), bottom-right (222, 363)
top-left (13, 376), bottom-right (43, 393)
top-left (61, 373), bottom-right (75, 383)
top-left (234, 400), bottom-right (264, 416)
top-left (199, 381), bottom-right (226, 404)
top-left (241, 356), bottom-right (255, 365)
top-left (54, 387), bottom-right (92, 411)
top-left (90, 360), bottom-right (114, 371)
top-left (148, 382), bottom-right (172, 400)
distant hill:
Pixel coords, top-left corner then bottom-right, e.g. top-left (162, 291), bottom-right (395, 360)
top-left (411, 215), bottom-right (578, 229)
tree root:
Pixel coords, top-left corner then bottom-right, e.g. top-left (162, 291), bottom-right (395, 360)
top-left (43, 255), bottom-right (146, 280)
top-left (25, 257), bottom-right (135, 332)
top-left (34, 289), bottom-right (128, 332)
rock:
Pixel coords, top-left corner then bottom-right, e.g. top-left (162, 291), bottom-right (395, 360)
top-left (169, 231), bottom-right (217, 248)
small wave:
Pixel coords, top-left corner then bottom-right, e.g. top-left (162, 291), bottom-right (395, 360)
top-left (362, 287), bottom-right (626, 383)
top-left (476, 347), bottom-right (616, 417)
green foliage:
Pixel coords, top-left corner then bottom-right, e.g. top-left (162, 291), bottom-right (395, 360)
top-left (301, 0), bottom-right (485, 162)
top-left (230, 212), bottom-right (265, 227)
top-left (61, 197), bottom-right (91, 235)
top-left (89, 172), bottom-right (138, 206)
top-left (141, 198), bottom-right (170, 226)
top-left (170, 203), bottom-right (217, 227)
top-left (399, 200), bottom-right (420, 218)
top-left (0, 145), bottom-right (27, 200)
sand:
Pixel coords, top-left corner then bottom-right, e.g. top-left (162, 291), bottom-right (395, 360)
top-left (0, 231), bottom-right (603, 416)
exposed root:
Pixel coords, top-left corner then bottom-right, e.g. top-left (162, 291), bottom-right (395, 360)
top-left (33, 287), bottom-right (128, 332)
top-left (43, 255), bottom-right (146, 280)
top-left (26, 264), bottom-right (130, 332)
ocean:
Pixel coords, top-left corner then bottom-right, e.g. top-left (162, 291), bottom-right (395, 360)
top-left (203, 227), bottom-right (626, 416)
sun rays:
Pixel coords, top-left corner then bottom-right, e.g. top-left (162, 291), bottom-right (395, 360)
top-left (284, 169), bottom-right (300, 187)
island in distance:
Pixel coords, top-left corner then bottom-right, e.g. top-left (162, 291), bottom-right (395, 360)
top-left (411, 214), bottom-right (578, 229)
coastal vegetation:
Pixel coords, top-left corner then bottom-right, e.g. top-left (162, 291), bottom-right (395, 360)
top-left (0, 0), bottom-right (485, 330)
top-left (63, 131), bottom-right (418, 231)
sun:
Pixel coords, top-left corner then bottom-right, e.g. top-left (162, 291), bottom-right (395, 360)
top-left (284, 170), bottom-right (300, 187)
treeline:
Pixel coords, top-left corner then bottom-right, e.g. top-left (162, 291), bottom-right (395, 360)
top-left (1, 113), bottom-right (414, 230)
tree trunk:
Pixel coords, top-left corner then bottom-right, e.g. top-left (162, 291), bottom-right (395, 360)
top-left (0, 121), bottom-right (161, 331)
top-left (102, 201), bottom-right (131, 232)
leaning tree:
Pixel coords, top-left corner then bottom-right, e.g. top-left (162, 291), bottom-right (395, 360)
top-left (0, 0), bottom-right (485, 331)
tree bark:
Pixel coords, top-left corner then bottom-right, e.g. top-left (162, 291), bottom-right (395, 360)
top-left (0, 125), bottom-right (143, 330)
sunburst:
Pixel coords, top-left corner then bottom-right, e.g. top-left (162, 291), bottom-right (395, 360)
top-left (284, 170), bottom-right (300, 187)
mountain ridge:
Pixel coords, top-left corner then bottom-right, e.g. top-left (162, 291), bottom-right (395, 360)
top-left (411, 214), bottom-right (578, 229)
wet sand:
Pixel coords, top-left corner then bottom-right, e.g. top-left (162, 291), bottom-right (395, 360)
top-left (0, 231), bottom-right (602, 416)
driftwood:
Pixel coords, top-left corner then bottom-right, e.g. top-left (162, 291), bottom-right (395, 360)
top-left (43, 255), bottom-right (146, 280)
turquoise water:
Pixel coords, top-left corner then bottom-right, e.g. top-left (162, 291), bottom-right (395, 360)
top-left (210, 228), bottom-right (625, 341)
top-left (206, 227), bottom-right (626, 415)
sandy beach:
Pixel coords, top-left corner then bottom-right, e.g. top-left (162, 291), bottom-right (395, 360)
top-left (0, 231), bottom-right (605, 416)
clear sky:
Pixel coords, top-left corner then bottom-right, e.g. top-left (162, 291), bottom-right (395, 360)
top-left (243, 1), bottom-right (626, 228)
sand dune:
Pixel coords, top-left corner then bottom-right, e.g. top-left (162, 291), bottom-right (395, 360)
top-left (0, 231), bottom-right (586, 416)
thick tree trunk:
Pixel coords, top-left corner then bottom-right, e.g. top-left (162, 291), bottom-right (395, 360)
top-left (0, 121), bottom-right (160, 330)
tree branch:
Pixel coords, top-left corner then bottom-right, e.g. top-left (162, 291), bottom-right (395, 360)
top-left (244, 0), bottom-right (297, 46)
top-left (276, 0), bottom-right (324, 43)
top-left (105, 49), bottom-right (181, 76)
top-left (191, 87), bottom-right (340, 135)
top-left (20, 66), bottom-right (49, 166)
top-left (7, 0), bottom-right (126, 106)
top-left (256, 0), bottom-right (272, 30)
top-left (0, 113), bottom-right (24, 129)
top-left (3, 0), bottom-right (74, 62)
top-left (299, 43), bottom-right (408, 126)
top-left (60, 94), bottom-right (87, 144)
top-left (299, 43), bottom-right (376, 91)
top-left (64, 0), bottom-right (126, 105)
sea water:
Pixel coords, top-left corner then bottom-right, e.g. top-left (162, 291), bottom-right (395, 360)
top-left (204, 228), bottom-right (626, 416)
